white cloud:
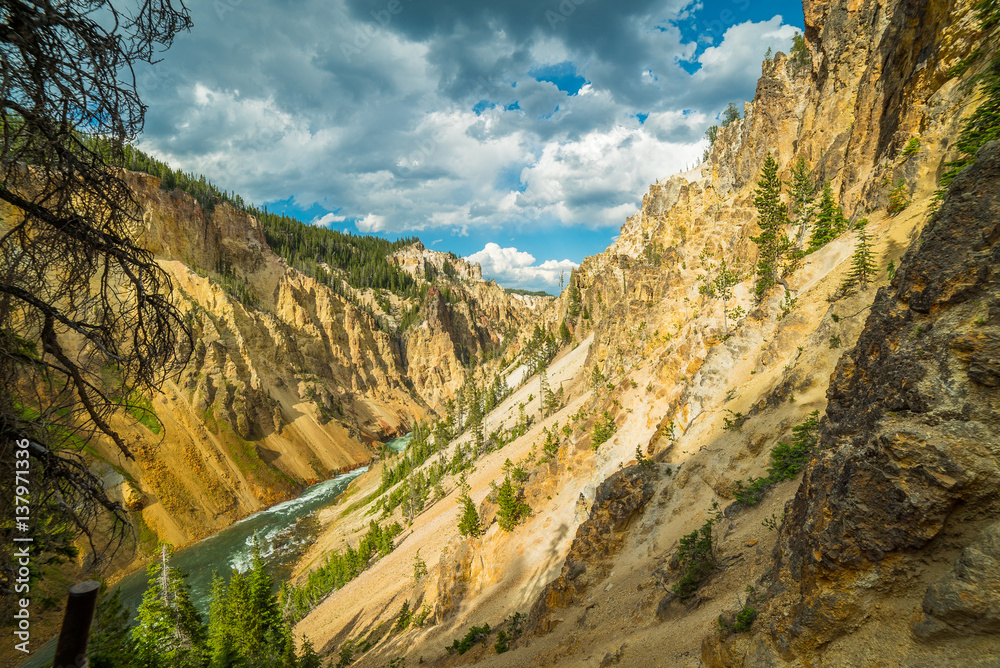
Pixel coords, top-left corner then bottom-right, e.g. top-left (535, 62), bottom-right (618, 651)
top-left (135, 1), bottom-right (801, 244)
top-left (514, 123), bottom-right (705, 228)
top-left (687, 17), bottom-right (799, 110)
top-left (357, 213), bottom-right (388, 232)
top-left (311, 212), bottom-right (346, 226)
top-left (466, 242), bottom-right (578, 289)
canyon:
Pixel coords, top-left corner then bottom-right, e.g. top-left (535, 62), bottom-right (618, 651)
top-left (3, 0), bottom-right (998, 664)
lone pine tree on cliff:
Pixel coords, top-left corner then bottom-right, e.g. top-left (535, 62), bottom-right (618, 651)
top-left (751, 154), bottom-right (791, 298)
top-left (808, 181), bottom-right (849, 252)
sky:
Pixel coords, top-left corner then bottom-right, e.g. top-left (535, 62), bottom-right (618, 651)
top-left (134, 0), bottom-right (803, 293)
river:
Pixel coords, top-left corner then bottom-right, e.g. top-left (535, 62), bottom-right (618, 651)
top-left (21, 433), bottom-right (410, 667)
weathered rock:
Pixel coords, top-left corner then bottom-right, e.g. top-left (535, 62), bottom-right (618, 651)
top-left (121, 481), bottom-right (145, 511)
top-left (730, 143), bottom-right (1000, 662)
top-left (915, 521), bottom-right (1000, 639)
top-left (529, 465), bottom-right (656, 634)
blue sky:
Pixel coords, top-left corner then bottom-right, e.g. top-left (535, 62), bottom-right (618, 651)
top-left (135, 0), bottom-right (803, 293)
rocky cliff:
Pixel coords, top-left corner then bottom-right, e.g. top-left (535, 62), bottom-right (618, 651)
top-left (711, 141), bottom-right (1000, 666)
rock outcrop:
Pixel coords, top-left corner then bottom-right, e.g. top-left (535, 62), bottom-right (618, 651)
top-left (719, 142), bottom-right (1000, 665)
top-left (529, 464), bottom-right (656, 635)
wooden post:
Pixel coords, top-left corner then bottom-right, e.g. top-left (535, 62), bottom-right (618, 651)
top-left (52, 580), bottom-right (100, 668)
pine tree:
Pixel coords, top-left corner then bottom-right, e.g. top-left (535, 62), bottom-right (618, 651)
top-left (206, 573), bottom-right (240, 668)
top-left (496, 476), bottom-right (531, 532)
top-left (132, 544), bottom-right (206, 668)
top-left (788, 156), bottom-right (816, 247)
top-left (297, 636), bottom-right (323, 668)
top-left (248, 538), bottom-right (283, 642)
top-left (841, 219), bottom-right (877, 291)
top-left (750, 154), bottom-right (791, 298)
top-left (808, 181), bottom-right (848, 252)
top-left (567, 271), bottom-right (581, 318)
top-left (458, 492), bottom-right (482, 537)
top-left (89, 586), bottom-right (137, 668)
top-left (225, 570), bottom-right (254, 659)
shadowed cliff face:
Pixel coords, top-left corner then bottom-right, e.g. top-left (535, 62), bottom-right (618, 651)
top-left (735, 143), bottom-right (1000, 663)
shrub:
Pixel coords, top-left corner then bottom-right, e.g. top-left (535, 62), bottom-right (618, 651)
top-left (722, 409), bottom-right (745, 432)
top-left (671, 502), bottom-right (719, 600)
top-left (413, 550), bottom-right (427, 582)
top-left (887, 179), bottom-right (910, 214)
top-left (901, 136), bottom-right (921, 157)
top-left (447, 624), bottom-right (491, 655)
top-left (591, 410), bottom-right (617, 448)
top-left (734, 412), bottom-right (820, 507)
top-left (718, 586), bottom-right (763, 634)
top-left (394, 600), bottom-right (412, 632)
top-left (493, 612), bottom-right (524, 653)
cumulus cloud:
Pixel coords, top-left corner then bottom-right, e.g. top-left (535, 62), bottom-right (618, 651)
top-left (311, 212), bottom-right (347, 226)
top-left (466, 243), bottom-right (578, 289)
top-left (357, 213), bottom-right (389, 232)
top-left (683, 17), bottom-right (799, 110)
top-left (134, 0), bottom-right (803, 245)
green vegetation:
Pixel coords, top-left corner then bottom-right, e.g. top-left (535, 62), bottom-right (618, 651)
top-left (947, 49), bottom-right (983, 79)
top-left (750, 154), bottom-right (791, 298)
top-left (116, 540), bottom-right (318, 667)
top-left (121, 146), bottom-right (428, 330)
top-left (841, 220), bottom-right (877, 291)
top-left (762, 511), bottom-right (784, 532)
top-left (699, 253), bottom-right (743, 335)
top-left (591, 410), bottom-right (617, 448)
top-left (718, 586), bottom-right (763, 634)
top-left (722, 410), bottom-right (745, 433)
top-left (789, 32), bottom-right (811, 71)
top-left (734, 412), bottom-right (819, 506)
top-left (702, 103), bottom-right (741, 160)
top-left (447, 623), bottom-right (491, 655)
top-left (523, 324), bottom-right (558, 377)
top-left (88, 586), bottom-right (136, 668)
top-left (126, 391), bottom-right (161, 435)
top-left (721, 102), bottom-right (741, 127)
top-left (887, 179), bottom-right (911, 214)
top-left (496, 475), bottom-right (532, 531)
top-left (494, 612), bottom-right (525, 653)
top-left (393, 600), bottom-right (412, 632)
top-left (807, 181), bottom-right (849, 252)
top-left (672, 502), bottom-right (719, 601)
top-left (559, 319), bottom-right (572, 344)
top-left (504, 287), bottom-right (552, 297)
top-left (279, 520), bottom-right (403, 622)
top-left (940, 1), bottom-right (1000, 188)
top-left (567, 269), bottom-right (582, 317)
top-left (131, 546), bottom-right (206, 668)
top-left (413, 550), bottom-right (428, 582)
top-left (788, 156), bottom-right (816, 247)
top-left (636, 446), bottom-right (656, 471)
top-left (458, 488), bottom-right (483, 538)
top-left (778, 289), bottom-right (798, 320)
top-left (901, 136), bottom-right (921, 157)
